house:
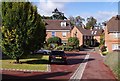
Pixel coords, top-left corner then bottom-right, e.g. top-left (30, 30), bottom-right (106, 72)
top-left (105, 15), bottom-right (120, 52)
top-left (44, 19), bottom-right (72, 44)
top-left (93, 29), bottom-right (104, 43)
top-left (71, 26), bottom-right (103, 46)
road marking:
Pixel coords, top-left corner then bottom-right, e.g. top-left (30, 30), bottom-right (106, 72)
top-left (47, 64), bottom-right (51, 72)
top-left (69, 54), bottom-right (90, 81)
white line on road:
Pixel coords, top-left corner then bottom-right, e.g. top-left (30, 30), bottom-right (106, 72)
top-left (69, 54), bottom-right (90, 81)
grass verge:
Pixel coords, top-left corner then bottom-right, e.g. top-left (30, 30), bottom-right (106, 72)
top-left (1, 54), bottom-right (49, 71)
top-left (104, 51), bottom-right (120, 80)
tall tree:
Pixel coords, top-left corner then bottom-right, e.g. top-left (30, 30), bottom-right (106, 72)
top-left (69, 16), bottom-right (85, 27)
top-left (75, 16), bottom-right (85, 27)
top-left (85, 16), bottom-right (97, 29)
top-left (52, 8), bottom-right (67, 20)
top-left (69, 16), bottom-right (75, 26)
top-left (1, 2), bottom-right (46, 63)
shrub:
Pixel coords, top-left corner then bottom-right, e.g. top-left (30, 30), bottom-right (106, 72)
top-left (100, 45), bottom-right (107, 52)
top-left (102, 51), bottom-right (108, 56)
top-left (47, 37), bottom-right (61, 45)
top-left (68, 37), bottom-right (79, 49)
top-left (55, 45), bottom-right (73, 51)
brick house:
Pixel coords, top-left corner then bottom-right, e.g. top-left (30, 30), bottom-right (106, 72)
top-left (44, 19), bottom-right (72, 44)
top-left (105, 15), bottom-right (120, 52)
top-left (71, 26), bottom-right (103, 46)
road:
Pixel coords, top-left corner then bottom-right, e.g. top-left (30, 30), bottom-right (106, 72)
top-left (1, 50), bottom-right (118, 81)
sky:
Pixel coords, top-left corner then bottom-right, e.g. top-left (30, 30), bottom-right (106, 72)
top-left (29, 0), bottom-right (118, 23)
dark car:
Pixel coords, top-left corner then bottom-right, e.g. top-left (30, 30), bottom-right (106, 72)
top-left (49, 51), bottom-right (67, 64)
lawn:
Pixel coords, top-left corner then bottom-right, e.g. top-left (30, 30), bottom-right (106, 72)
top-left (104, 51), bottom-right (120, 80)
top-left (1, 54), bottom-right (49, 71)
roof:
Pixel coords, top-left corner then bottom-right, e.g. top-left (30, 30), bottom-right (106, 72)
top-left (75, 26), bottom-right (103, 36)
top-left (107, 15), bottom-right (120, 32)
top-left (43, 19), bottom-right (71, 30)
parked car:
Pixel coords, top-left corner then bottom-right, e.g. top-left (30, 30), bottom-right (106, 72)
top-left (35, 49), bottom-right (51, 54)
top-left (49, 50), bottom-right (67, 64)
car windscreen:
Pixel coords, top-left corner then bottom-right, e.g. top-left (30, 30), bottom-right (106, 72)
top-left (51, 51), bottom-right (65, 55)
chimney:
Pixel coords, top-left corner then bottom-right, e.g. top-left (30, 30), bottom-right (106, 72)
top-left (115, 15), bottom-right (120, 20)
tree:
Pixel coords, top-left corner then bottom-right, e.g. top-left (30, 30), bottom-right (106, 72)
top-left (75, 16), bottom-right (85, 27)
top-left (69, 16), bottom-right (75, 26)
top-left (68, 37), bottom-right (79, 49)
top-left (100, 33), bottom-right (105, 45)
top-left (47, 36), bottom-right (61, 45)
top-left (69, 16), bottom-right (85, 27)
top-left (1, 2), bottom-right (46, 63)
top-left (85, 16), bottom-right (97, 29)
top-left (41, 15), bottom-right (52, 19)
top-left (52, 8), bottom-right (67, 20)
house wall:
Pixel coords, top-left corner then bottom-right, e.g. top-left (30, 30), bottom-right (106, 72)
top-left (105, 26), bottom-right (120, 52)
top-left (94, 36), bottom-right (101, 43)
top-left (71, 26), bottom-right (83, 46)
top-left (46, 31), bottom-right (71, 43)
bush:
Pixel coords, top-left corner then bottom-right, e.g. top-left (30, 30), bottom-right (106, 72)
top-left (68, 37), bottom-right (79, 49)
top-left (47, 37), bottom-right (61, 45)
top-left (100, 45), bottom-right (107, 52)
top-left (55, 45), bottom-right (73, 51)
top-left (102, 51), bottom-right (108, 56)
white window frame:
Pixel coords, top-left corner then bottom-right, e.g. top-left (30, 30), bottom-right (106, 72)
top-left (111, 32), bottom-right (120, 39)
top-left (61, 22), bottom-right (66, 27)
top-left (62, 32), bottom-right (67, 37)
top-left (52, 31), bottom-right (56, 37)
top-left (112, 44), bottom-right (120, 50)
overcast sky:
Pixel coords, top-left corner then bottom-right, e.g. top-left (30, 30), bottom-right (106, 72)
top-left (29, 0), bottom-right (118, 23)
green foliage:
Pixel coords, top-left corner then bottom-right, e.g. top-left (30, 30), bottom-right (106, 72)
top-left (55, 45), bottom-right (73, 51)
top-left (100, 45), bottom-right (107, 52)
top-left (85, 16), bottom-right (97, 29)
top-left (102, 51), bottom-right (108, 56)
top-left (52, 8), bottom-right (67, 20)
top-left (1, 2), bottom-right (46, 62)
top-left (100, 33), bottom-right (105, 45)
top-left (69, 16), bottom-right (85, 27)
top-left (68, 37), bottom-right (79, 49)
top-left (47, 36), bottom-right (61, 45)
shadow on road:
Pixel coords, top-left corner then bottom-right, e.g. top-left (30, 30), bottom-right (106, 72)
top-left (2, 71), bottom-right (71, 80)
top-left (66, 53), bottom-right (87, 57)
top-left (21, 59), bottom-right (49, 64)
top-left (67, 58), bottom-right (95, 65)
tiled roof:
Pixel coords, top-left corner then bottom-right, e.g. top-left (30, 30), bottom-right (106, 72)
top-left (107, 15), bottom-right (120, 32)
top-left (43, 19), bottom-right (71, 30)
top-left (76, 26), bottom-right (103, 36)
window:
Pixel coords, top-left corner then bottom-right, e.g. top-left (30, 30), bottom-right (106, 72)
top-left (61, 22), bottom-right (66, 27)
top-left (84, 36), bottom-right (86, 39)
top-left (91, 31), bottom-right (94, 34)
top-left (94, 31), bottom-right (97, 35)
top-left (52, 32), bottom-right (55, 37)
top-left (111, 32), bottom-right (120, 39)
top-left (62, 32), bottom-right (67, 37)
top-left (112, 44), bottom-right (120, 50)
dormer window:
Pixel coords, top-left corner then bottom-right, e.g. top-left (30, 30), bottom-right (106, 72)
top-left (91, 31), bottom-right (94, 34)
top-left (61, 22), bottom-right (66, 27)
top-left (94, 31), bottom-right (97, 34)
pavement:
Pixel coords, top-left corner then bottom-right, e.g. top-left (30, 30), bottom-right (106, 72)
top-left (1, 48), bottom-right (118, 81)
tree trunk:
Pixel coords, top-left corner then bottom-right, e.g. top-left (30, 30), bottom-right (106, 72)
top-left (16, 57), bottom-right (19, 63)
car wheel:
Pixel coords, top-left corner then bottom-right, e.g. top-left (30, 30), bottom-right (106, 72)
top-left (43, 52), bottom-right (47, 54)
